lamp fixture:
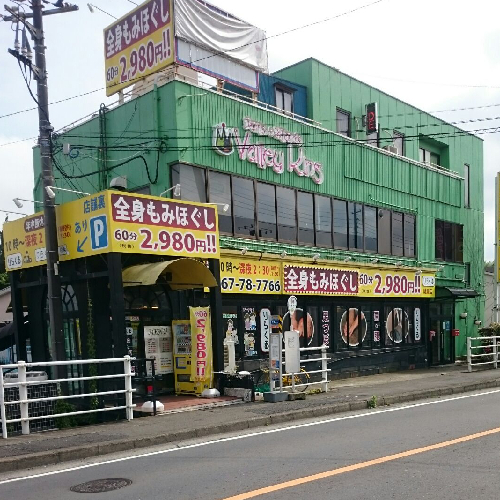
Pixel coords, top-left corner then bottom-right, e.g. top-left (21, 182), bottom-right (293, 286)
top-left (437, 265), bottom-right (444, 272)
top-left (415, 269), bottom-right (422, 275)
top-left (240, 247), bottom-right (248, 256)
top-left (87, 3), bottom-right (117, 19)
top-left (13, 197), bottom-right (44, 209)
top-left (280, 251), bottom-right (287, 259)
top-left (45, 186), bottom-right (90, 199)
top-left (210, 203), bottom-right (230, 212)
top-left (459, 312), bottom-right (468, 319)
top-left (371, 258), bottom-right (379, 264)
top-left (160, 184), bottom-right (181, 198)
top-left (312, 252), bottom-right (320, 262)
top-left (343, 256), bottom-right (352, 262)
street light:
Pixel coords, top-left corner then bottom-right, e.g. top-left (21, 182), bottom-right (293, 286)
top-left (45, 186), bottom-right (90, 199)
top-left (209, 203), bottom-right (229, 212)
top-left (13, 197), bottom-right (44, 209)
top-left (160, 184), bottom-right (181, 198)
top-left (87, 3), bottom-right (117, 19)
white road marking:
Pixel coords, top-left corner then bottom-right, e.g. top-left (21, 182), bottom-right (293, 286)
top-left (1, 387), bottom-right (500, 485)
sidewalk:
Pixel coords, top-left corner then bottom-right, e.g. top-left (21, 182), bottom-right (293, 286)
top-left (2, 364), bottom-right (500, 473)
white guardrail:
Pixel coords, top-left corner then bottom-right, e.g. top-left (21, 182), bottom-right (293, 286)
top-left (282, 345), bottom-right (330, 393)
top-left (0, 357), bottom-right (136, 439)
top-left (467, 336), bottom-right (500, 373)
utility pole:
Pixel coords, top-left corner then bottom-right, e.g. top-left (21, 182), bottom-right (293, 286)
top-left (2, 0), bottom-right (78, 375)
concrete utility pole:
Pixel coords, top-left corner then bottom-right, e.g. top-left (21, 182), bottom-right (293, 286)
top-left (2, 0), bottom-right (78, 374)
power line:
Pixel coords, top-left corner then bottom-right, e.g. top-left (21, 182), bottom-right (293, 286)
top-left (0, 87), bottom-right (103, 120)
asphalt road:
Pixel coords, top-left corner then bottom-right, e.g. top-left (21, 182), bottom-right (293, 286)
top-left (2, 389), bottom-right (500, 499)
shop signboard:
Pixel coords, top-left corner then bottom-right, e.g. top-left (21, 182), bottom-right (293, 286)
top-left (219, 257), bottom-right (281, 294)
top-left (269, 330), bottom-right (282, 390)
top-left (4, 190), bottom-right (220, 271)
top-left (283, 265), bottom-right (435, 298)
top-left (144, 325), bottom-right (173, 375)
top-left (189, 306), bottom-right (212, 384)
top-left (104, 0), bottom-right (174, 96)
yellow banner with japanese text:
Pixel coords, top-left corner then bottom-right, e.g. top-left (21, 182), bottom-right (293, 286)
top-left (3, 190), bottom-right (219, 271)
top-left (104, 0), bottom-right (174, 96)
top-left (220, 257), bottom-right (282, 294)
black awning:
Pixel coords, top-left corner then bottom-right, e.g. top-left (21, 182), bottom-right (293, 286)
top-left (443, 287), bottom-right (479, 298)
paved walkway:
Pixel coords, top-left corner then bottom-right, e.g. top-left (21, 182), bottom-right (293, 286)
top-left (2, 364), bottom-right (500, 473)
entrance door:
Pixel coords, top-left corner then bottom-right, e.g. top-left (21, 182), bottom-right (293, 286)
top-left (429, 318), bottom-right (453, 365)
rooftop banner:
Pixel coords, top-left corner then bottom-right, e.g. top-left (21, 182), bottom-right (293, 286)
top-left (174, 0), bottom-right (268, 72)
top-left (3, 190), bottom-right (219, 271)
top-left (104, 0), bottom-right (174, 96)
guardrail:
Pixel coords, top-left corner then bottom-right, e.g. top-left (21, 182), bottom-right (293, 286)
top-left (0, 357), bottom-right (136, 439)
top-left (467, 336), bottom-right (500, 372)
top-left (281, 345), bottom-right (330, 393)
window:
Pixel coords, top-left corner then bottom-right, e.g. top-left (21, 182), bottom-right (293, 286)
top-left (276, 186), bottom-right (296, 242)
top-left (435, 220), bottom-right (463, 262)
top-left (364, 206), bottom-right (377, 252)
top-left (256, 182), bottom-right (277, 240)
top-left (419, 148), bottom-right (440, 166)
top-left (403, 214), bottom-right (415, 257)
top-left (171, 164), bottom-right (206, 202)
top-left (393, 130), bottom-right (404, 156)
top-left (275, 86), bottom-right (294, 113)
top-left (348, 202), bottom-right (363, 250)
top-left (336, 108), bottom-right (350, 137)
top-left (464, 164), bottom-right (470, 208)
top-left (208, 171), bottom-right (232, 234)
top-left (377, 209), bottom-right (391, 255)
top-left (233, 177), bottom-right (255, 237)
top-left (435, 220), bottom-right (444, 260)
top-left (333, 199), bottom-right (348, 249)
top-left (298, 192), bottom-right (314, 245)
top-left (391, 212), bottom-right (403, 256)
top-left (315, 195), bottom-right (332, 247)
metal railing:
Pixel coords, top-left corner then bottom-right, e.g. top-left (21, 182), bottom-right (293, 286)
top-left (281, 345), bottom-right (330, 393)
top-left (0, 356), bottom-right (136, 439)
top-left (467, 336), bottom-right (500, 372)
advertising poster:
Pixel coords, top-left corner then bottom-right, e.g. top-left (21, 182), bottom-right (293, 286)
top-left (242, 306), bottom-right (257, 356)
top-left (283, 265), bottom-right (435, 298)
top-left (3, 190), bottom-right (220, 272)
top-left (189, 306), bottom-right (213, 383)
top-left (144, 325), bottom-right (173, 375)
top-left (104, 0), bottom-right (174, 96)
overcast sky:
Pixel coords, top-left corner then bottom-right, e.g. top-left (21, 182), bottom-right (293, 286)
top-left (1, 0), bottom-right (499, 259)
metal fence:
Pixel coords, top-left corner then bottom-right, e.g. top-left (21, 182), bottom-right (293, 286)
top-left (467, 336), bottom-right (500, 372)
top-left (0, 356), bottom-right (135, 439)
top-left (281, 345), bottom-right (330, 393)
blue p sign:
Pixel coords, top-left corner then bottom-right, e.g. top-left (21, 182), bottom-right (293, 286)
top-left (90, 215), bottom-right (108, 250)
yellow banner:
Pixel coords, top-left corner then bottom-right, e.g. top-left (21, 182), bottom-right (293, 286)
top-left (104, 0), bottom-right (174, 96)
top-left (189, 307), bottom-right (212, 384)
top-left (283, 264), bottom-right (435, 298)
top-left (3, 190), bottom-right (220, 271)
top-left (220, 257), bottom-right (282, 294)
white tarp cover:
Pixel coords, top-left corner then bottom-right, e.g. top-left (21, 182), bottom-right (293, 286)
top-left (174, 0), bottom-right (268, 72)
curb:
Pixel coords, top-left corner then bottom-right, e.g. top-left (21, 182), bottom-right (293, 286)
top-left (2, 379), bottom-right (500, 473)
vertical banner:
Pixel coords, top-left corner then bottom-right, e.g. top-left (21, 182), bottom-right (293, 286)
top-left (189, 306), bottom-right (213, 384)
top-left (260, 308), bottom-right (271, 353)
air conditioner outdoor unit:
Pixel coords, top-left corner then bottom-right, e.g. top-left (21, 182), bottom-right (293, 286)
top-left (384, 145), bottom-right (399, 154)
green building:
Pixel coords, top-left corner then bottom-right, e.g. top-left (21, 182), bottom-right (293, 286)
top-left (25, 56), bottom-right (483, 377)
